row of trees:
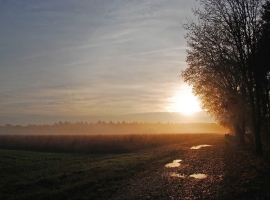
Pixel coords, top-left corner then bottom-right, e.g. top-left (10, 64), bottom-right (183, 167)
top-left (182, 0), bottom-right (270, 154)
top-left (0, 122), bottom-right (226, 135)
top-left (3, 121), bottom-right (211, 127)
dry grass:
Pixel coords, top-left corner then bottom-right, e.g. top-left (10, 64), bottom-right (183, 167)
top-left (0, 133), bottom-right (221, 153)
top-left (1, 134), bottom-right (269, 199)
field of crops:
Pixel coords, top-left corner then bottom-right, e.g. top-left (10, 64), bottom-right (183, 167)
top-left (0, 133), bottom-right (269, 199)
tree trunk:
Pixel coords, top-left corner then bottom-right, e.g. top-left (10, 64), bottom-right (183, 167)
top-left (254, 78), bottom-right (263, 154)
top-left (254, 124), bottom-right (263, 154)
top-left (246, 82), bottom-right (263, 154)
top-left (234, 125), bottom-right (245, 146)
top-left (239, 85), bottom-right (246, 147)
top-left (239, 128), bottom-right (245, 147)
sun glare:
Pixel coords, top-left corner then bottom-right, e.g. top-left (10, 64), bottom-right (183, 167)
top-left (166, 87), bottom-right (202, 115)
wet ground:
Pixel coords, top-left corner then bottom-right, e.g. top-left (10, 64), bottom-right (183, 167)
top-left (191, 144), bottom-right (212, 149)
top-left (165, 159), bottom-right (182, 168)
top-left (112, 142), bottom-right (224, 199)
top-left (112, 139), bottom-right (270, 200)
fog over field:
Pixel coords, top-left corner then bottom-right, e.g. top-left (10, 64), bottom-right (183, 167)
top-left (1, 0), bottom-right (270, 199)
top-left (0, 111), bottom-right (214, 126)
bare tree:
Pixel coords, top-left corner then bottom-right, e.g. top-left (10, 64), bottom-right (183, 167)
top-left (182, 0), bottom-right (269, 154)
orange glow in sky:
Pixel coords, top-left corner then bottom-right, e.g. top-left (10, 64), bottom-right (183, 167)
top-left (166, 86), bottom-right (202, 115)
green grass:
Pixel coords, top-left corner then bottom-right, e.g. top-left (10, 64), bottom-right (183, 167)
top-left (0, 147), bottom-right (179, 200)
top-left (2, 133), bottom-right (268, 199)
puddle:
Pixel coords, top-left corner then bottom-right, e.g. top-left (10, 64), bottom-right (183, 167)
top-left (191, 144), bottom-right (212, 149)
top-left (165, 159), bottom-right (182, 167)
top-left (190, 173), bottom-right (207, 179)
top-left (170, 172), bottom-right (185, 178)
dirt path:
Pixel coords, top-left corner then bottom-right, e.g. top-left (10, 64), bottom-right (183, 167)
top-left (112, 139), bottom-right (226, 199)
top-left (111, 137), bottom-right (270, 200)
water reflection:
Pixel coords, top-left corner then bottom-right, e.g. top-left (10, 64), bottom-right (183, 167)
top-left (191, 144), bottom-right (212, 149)
top-left (170, 172), bottom-right (185, 178)
top-left (190, 173), bottom-right (207, 179)
top-left (165, 159), bottom-right (182, 167)
top-left (169, 172), bottom-right (208, 179)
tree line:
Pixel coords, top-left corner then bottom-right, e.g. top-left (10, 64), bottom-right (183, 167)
top-left (182, 0), bottom-right (270, 154)
top-left (0, 121), bottom-right (227, 135)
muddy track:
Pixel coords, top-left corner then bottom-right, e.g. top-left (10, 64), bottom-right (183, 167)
top-left (111, 141), bottom-right (225, 199)
top-left (111, 138), bottom-right (270, 200)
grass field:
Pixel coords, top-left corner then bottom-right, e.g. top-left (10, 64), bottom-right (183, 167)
top-left (0, 133), bottom-right (221, 153)
top-left (0, 133), bottom-right (269, 199)
top-left (0, 148), bottom-right (180, 200)
top-left (0, 133), bottom-right (217, 200)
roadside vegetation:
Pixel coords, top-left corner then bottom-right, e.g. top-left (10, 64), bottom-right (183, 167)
top-left (0, 147), bottom-right (179, 200)
top-left (0, 133), bottom-right (218, 200)
top-left (0, 122), bottom-right (227, 135)
top-left (0, 133), bottom-right (220, 154)
top-left (182, 0), bottom-right (270, 154)
top-left (0, 133), bottom-right (269, 199)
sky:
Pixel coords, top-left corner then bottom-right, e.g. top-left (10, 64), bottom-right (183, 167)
top-left (0, 0), bottom-right (211, 125)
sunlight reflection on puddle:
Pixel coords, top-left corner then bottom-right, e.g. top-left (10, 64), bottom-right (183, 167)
top-left (169, 173), bottom-right (208, 179)
top-left (191, 144), bottom-right (212, 149)
top-left (170, 172), bottom-right (185, 178)
top-left (190, 173), bottom-right (207, 179)
top-left (165, 159), bottom-right (182, 167)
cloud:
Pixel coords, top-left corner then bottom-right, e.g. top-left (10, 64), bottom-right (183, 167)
top-left (122, 47), bottom-right (187, 57)
top-left (0, 0), bottom-right (201, 124)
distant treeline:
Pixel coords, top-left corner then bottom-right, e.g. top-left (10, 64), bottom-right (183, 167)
top-left (0, 121), bottom-right (228, 135)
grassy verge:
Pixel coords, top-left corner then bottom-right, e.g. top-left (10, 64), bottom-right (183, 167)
top-left (0, 147), bottom-right (179, 200)
top-left (3, 134), bottom-right (269, 199)
top-left (0, 133), bottom-right (222, 154)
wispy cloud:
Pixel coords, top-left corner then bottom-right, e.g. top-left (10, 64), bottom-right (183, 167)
top-left (0, 0), bottom-right (201, 124)
top-left (122, 47), bottom-right (187, 58)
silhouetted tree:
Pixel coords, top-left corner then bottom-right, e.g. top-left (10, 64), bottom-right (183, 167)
top-left (256, 1), bottom-right (270, 142)
top-left (183, 0), bottom-right (270, 154)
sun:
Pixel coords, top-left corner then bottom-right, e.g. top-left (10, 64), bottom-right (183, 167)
top-left (166, 86), bottom-right (202, 115)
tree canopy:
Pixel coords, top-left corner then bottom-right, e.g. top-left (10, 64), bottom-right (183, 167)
top-left (182, 0), bottom-right (270, 154)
